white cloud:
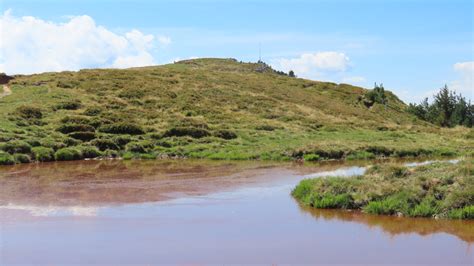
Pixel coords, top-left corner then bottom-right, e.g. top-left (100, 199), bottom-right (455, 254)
top-left (451, 61), bottom-right (474, 99)
top-left (157, 35), bottom-right (172, 46)
top-left (0, 10), bottom-right (162, 74)
top-left (272, 52), bottom-right (351, 77)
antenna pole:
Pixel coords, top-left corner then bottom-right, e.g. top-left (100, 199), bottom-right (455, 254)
top-left (259, 43), bottom-right (261, 62)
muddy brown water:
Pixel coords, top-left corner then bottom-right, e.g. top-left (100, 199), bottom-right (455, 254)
top-left (0, 159), bottom-right (472, 265)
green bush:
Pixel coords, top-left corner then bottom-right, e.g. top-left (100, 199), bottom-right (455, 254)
top-left (0, 152), bottom-right (15, 165)
top-left (312, 194), bottom-right (353, 209)
top-left (103, 149), bottom-right (119, 158)
top-left (363, 193), bottom-right (411, 215)
top-left (99, 123), bottom-right (145, 135)
top-left (78, 146), bottom-right (102, 159)
top-left (214, 130), bottom-right (238, 140)
top-left (125, 141), bottom-right (153, 153)
top-left (410, 201), bottom-right (439, 217)
top-left (15, 105), bottom-right (43, 119)
top-left (0, 140), bottom-right (32, 154)
top-left (255, 125), bottom-right (276, 131)
top-left (90, 138), bottom-right (120, 151)
top-left (14, 153), bottom-right (31, 163)
top-left (140, 153), bottom-right (157, 160)
top-left (291, 179), bottom-right (315, 205)
top-left (54, 100), bottom-right (82, 110)
top-left (63, 137), bottom-right (81, 146)
top-left (54, 147), bottom-right (83, 161)
top-left (57, 124), bottom-right (95, 134)
top-left (32, 147), bottom-right (55, 162)
top-left (122, 152), bottom-right (135, 160)
top-left (163, 127), bottom-right (210, 138)
top-left (112, 135), bottom-right (132, 147)
top-left (303, 154), bottom-right (320, 161)
top-left (83, 106), bottom-right (103, 116)
top-left (448, 206), bottom-right (474, 219)
top-left (68, 131), bottom-right (96, 141)
top-left (39, 139), bottom-right (66, 151)
top-left (346, 151), bottom-right (375, 160)
top-left (366, 146), bottom-right (393, 156)
top-left (24, 138), bottom-right (41, 147)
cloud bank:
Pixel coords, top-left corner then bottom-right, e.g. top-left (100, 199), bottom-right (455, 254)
top-left (451, 61), bottom-right (474, 98)
top-left (273, 52), bottom-right (350, 75)
top-left (0, 10), bottom-right (169, 74)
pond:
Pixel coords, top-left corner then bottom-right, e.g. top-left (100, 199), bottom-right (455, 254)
top-left (1, 159), bottom-right (472, 264)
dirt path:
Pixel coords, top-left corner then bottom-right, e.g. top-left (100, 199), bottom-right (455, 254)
top-left (0, 84), bottom-right (12, 99)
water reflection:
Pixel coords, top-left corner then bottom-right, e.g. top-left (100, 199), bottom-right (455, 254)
top-left (298, 203), bottom-right (474, 244)
top-left (1, 158), bottom-right (471, 247)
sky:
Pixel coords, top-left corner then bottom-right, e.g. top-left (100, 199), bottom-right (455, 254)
top-left (0, 0), bottom-right (473, 103)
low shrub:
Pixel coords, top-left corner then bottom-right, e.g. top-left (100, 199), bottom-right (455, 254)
top-left (214, 130), bottom-right (237, 140)
top-left (163, 127), bottom-right (210, 138)
top-left (90, 138), bottom-right (120, 151)
top-left (63, 137), bottom-right (81, 146)
top-left (140, 153), bottom-right (157, 160)
top-left (312, 194), bottom-right (353, 209)
top-left (83, 106), bottom-right (103, 116)
top-left (410, 198), bottom-right (439, 217)
top-left (448, 206), bottom-right (474, 219)
top-left (122, 152), bottom-right (135, 160)
top-left (39, 139), bottom-right (66, 151)
top-left (32, 147), bottom-right (55, 162)
top-left (24, 138), bottom-right (41, 147)
top-left (363, 193), bottom-right (411, 216)
top-left (0, 152), bottom-right (15, 165)
top-left (291, 179), bottom-right (314, 205)
top-left (68, 131), bottom-right (96, 141)
top-left (0, 140), bottom-right (31, 154)
top-left (366, 146), bottom-right (393, 156)
top-left (303, 154), bottom-right (320, 161)
top-left (155, 140), bottom-right (172, 148)
top-left (14, 153), bottom-right (31, 163)
top-left (78, 146), bottom-right (102, 159)
top-left (125, 141), bottom-right (154, 153)
top-left (255, 125), bottom-right (276, 131)
top-left (57, 124), bottom-right (95, 134)
top-left (0, 140), bottom-right (32, 154)
top-left (99, 123), bottom-right (145, 135)
top-left (54, 100), bottom-right (82, 110)
top-left (54, 147), bottom-right (83, 161)
top-left (103, 149), bottom-right (119, 158)
top-left (346, 151), bottom-right (375, 160)
top-left (15, 106), bottom-right (42, 119)
top-left (113, 135), bottom-right (132, 147)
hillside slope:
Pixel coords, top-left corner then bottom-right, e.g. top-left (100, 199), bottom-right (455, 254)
top-left (0, 58), bottom-right (472, 163)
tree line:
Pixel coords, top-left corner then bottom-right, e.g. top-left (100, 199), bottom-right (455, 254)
top-left (407, 85), bottom-right (473, 128)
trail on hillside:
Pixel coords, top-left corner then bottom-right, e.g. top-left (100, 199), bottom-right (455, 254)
top-left (0, 84), bottom-right (12, 99)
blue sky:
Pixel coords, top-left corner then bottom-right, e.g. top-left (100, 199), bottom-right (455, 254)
top-left (1, 0), bottom-right (473, 103)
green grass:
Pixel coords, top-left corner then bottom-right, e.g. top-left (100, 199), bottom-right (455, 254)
top-left (0, 58), bottom-right (472, 164)
top-left (292, 159), bottom-right (474, 219)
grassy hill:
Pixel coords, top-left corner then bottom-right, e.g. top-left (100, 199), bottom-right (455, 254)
top-left (0, 58), bottom-right (472, 164)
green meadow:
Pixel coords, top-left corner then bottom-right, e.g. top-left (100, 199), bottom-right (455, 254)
top-left (0, 58), bottom-right (472, 164)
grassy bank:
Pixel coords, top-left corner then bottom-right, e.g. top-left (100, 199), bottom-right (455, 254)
top-left (292, 159), bottom-right (474, 219)
top-left (0, 58), bottom-right (472, 165)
